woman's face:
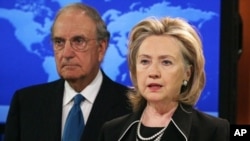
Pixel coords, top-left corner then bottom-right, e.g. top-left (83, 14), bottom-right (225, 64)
top-left (136, 35), bottom-right (191, 104)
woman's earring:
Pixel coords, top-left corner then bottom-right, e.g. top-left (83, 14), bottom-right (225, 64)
top-left (183, 80), bottom-right (188, 86)
top-left (181, 80), bottom-right (188, 93)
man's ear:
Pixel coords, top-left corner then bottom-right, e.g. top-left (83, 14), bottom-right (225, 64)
top-left (98, 40), bottom-right (108, 62)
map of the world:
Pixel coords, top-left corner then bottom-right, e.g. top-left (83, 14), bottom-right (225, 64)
top-left (0, 0), bottom-right (220, 122)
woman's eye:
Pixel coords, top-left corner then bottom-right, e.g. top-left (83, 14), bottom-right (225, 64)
top-left (140, 59), bottom-right (149, 65)
top-left (162, 60), bottom-right (172, 65)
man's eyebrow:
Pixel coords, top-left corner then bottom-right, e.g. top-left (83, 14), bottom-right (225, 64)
top-left (51, 37), bottom-right (64, 40)
top-left (71, 35), bottom-right (86, 39)
top-left (52, 35), bottom-right (86, 40)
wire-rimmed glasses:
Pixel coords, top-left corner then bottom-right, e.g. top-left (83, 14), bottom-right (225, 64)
top-left (52, 35), bottom-right (97, 52)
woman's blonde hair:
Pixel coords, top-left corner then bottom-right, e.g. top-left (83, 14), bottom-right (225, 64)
top-left (127, 17), bottom-right (205, 111)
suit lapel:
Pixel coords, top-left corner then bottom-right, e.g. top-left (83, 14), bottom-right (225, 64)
top-left (82, 73), bottom-right (118, 140)
top-left (43, 79), bottom-right (65, 140)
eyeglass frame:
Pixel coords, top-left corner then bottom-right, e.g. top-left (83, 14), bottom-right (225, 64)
top-left (51, 35), bottom-right (97, 52)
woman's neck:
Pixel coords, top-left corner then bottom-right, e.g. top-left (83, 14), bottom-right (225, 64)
top-left (141, 102), bottom-right (178, 127)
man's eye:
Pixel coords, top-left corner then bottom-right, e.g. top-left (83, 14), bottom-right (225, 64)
top-left (53, 39), bottom-right (64, 46)
top-left (73, 37), bottom-right (85, 45)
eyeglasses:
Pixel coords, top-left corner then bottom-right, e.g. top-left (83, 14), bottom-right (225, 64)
top-left (52, 36), bottom-right (97, 52)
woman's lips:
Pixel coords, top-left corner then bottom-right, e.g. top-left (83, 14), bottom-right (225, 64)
top-left (148, 83), bottom-right (162, 91)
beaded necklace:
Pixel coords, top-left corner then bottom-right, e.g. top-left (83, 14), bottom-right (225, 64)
top-left (136, 116), bottom-right (168, 141)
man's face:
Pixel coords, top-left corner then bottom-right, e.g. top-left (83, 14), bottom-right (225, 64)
top-left (52, 9), bottom-right (107, 83)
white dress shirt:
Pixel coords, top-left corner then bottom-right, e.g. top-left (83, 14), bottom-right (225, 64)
top-left (61, 70), bottom-right (103, 134)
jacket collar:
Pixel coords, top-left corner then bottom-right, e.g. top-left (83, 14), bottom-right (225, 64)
top-left (171, 103), bottom-right (193, 140)
top-left (118, 103), bottom-right (193, 141)
top-left (117, 107), bottom-right (143, 140)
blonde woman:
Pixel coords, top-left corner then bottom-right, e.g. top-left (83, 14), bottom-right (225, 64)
top-left (99, 17), bottom-right (229, 141)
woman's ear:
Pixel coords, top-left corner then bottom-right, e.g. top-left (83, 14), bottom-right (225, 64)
top-left (185, 65), bottom-right (192, 81)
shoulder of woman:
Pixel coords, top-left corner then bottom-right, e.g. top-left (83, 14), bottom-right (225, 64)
top-left (103, 113), bottom-right (133, 129)
top-left (192, 108), bottom-right (229, 127)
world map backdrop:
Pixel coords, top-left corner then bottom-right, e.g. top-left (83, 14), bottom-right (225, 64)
top-left (0, 0), bottom-right (220, 122)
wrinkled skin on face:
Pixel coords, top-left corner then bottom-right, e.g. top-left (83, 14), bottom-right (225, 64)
top-left (52, 9), bottom-right (107, 92)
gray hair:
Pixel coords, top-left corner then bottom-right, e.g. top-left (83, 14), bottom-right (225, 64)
top-left (51, 3), bottom-right (110, 43)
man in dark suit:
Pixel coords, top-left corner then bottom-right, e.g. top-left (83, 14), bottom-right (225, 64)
top-left (4, 3), bottom-right (131, 141)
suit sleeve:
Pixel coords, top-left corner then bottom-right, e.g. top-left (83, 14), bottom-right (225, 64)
top-left (4, 91), bottom-right (21, 141)
top-left (214, 119), bottom-right (230, 141)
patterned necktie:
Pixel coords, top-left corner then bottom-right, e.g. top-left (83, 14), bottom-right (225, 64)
top-left (63, 94), bottom-right (85, 141)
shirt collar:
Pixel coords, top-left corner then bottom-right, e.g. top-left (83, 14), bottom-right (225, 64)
top-left (63, 70), bottom-right (103, 106)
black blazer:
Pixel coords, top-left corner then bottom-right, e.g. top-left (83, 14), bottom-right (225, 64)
top-left (99, 104), bottom-right (230, 141)
top-left (4, 72), bottom-right (132, 141)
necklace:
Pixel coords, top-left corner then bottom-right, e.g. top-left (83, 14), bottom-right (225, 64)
top-left (136, 120), bottom-right (168, 141)
top-left (137, 104), bottom-right (177, 141)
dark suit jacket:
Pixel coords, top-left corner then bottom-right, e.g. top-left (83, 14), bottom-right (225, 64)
top-left (99, 103), bottom-right (230, 141)
top-left (4, 72), bottom-right (132, 141)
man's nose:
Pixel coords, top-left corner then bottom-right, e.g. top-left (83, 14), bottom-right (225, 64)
top-left (62, 40), bottom-right (75, 58)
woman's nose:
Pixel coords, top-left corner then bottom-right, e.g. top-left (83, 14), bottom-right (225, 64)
top-left (148, 64), bottom-right (161, 79)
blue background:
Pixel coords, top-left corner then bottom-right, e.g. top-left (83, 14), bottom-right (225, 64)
top-left (0, 0), bottom-right (220, 123)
